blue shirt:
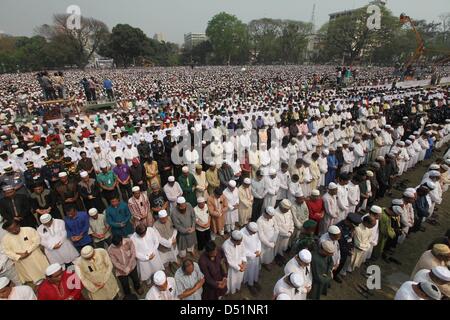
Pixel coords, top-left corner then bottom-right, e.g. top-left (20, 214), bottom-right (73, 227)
top-left (103, 79), bottom-right (113, 90)
top-left (64, 212), bottom-right (91, 247)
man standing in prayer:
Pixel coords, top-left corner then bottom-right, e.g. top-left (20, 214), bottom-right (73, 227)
top-left (238, 178), bottom-right (254, 227)
top-left (273, 199), bottom-right (294, 263)
top-left (105, 196), bottom-right (133, 237)
top-left (145, 270), bottom-right (178, 300)
top-left (223, 230), bottom-right (247, 295)
top-left (284, 249), bottom-right (312, 300)
top-left (128, 186), bottom-right (153, 228)
top-left (37, 263), bottom-right (84, 300)
top-left (257, 207), bottom-right (279, 270)
top-left (251, 170), bottom-right (266, 222)
top-left (130, 224), bottom-right (166, 284)
top-left (153, 210), bottom-right (179, 272)
top-left (242, 222), bottom-right (261, 295)
top-left (411, 244), bottom-right (450, 278)
top-left (223, 180), bottom-right (239, 233)
top-left (163, 176), bottom-right (183, 212)
top-left (310, 240), bottom-right (335, 300)
top-left (1, 220), bottom-right (49, 284)
top-left (174, 258), bottom-right (205, 300)
top-left (172, 196), bottom-right (197, 258)
top-left (74, 245), bottom-right (119, 300)
top-left (320, 182), bottom-right (339, 235)
top-left (207, 188), bottom-right (227, 240)
top-left (350, 215), bottom-right (376, 271)
top-left (198, 241), bottom-right (228, 300)
top-left (107, 234), bottom-right (144, 296)
top-left (88, 208), bottom-right (112, 249)
top-left (64, 205), bottom-right (92, 252)
top-left (273, 272), bottom-right (304, 300)
top-left (178, 166), bottom-right (197, 207)
top-left (194, 197), bottom-right (211, 251)
top-left (37, 214), bottom-right (79, 266)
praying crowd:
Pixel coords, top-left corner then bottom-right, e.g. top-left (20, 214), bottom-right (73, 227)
top-left (0, 66), bottom-right (449, 301)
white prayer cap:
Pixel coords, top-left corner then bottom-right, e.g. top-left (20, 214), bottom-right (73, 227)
top-left (392, 198), bottom-right (403, 206)
top-left (376, 156), bottom-right (385, 161)
top-left (419, 281), bottom-right (441, 300)
top-left (397, 141), bottom-right (405, 147)
top-left (64, 141), bottom-right (73, 146)
top-left (321, 240), bottom-right (336, 254)
top-left (431, 266), bottom-right (450, 282)
top-left (328, 225), bottom-right (341, 235)
top-left (80, 171), bottom-right (88, 178)
top-left (13, 148), bottom-right (24, 155)
top-left (0, 277), bottom-right (10, 290)
top-left (445, 159), bottom-right (450, 165)
top-left (311, 189), bottom-right (320, 196)
top-left (392, 206), bottom-right (404, 216)
top-left (88, 208), bottom-right (98, 216)
top-left (425, 181), bottom-right (436, 190)
top-left (429, 170), bottom-right (441, 177)
top-left (328, 182), bottom-right (338, 190)
top-left (243, 178), bottom-right (251, 185)
top-left (153, 271), bottom-right (167, 286)
top-left (228, 180), bottom-right (237, 188)
top-left (280, 199), bottom-right (292, 209)
top-left (269, 168), bottom-right (277, 175)
top-left (403, 191), bottom-right (415, 198)
top-left (93, 143), bottom-right (100, 148)
top-left (209, 161), bottom-right (216, 166)
top-left (45, 263), bottom-right (62, 277)
top-left (276, 293), bottom-right (291, 300)
top-left (231, 230), bottom-right (243, 241)
top-left (405, 140), bottom-right (412, 145)
top-left (366, 170), bottom-right (374, 177)
top-left (370, 205), bottom-right (382, 214)
top-left (132, 186), bottom-right (140, 193)
top-left (81, 245), bottom-right (95, 259)
top-left (197, 197), bottom-right (206, 203)
top-left (265, 207), bottom-right (276, 216)
top-left (295, 191), bottom-right (304, 198)
top-left (100, 161), bottom-right (108, 169)
top-left (177, 197), bottom-right (186, 204)
top-left (289, 273), bottom-right (304, 288)
top-left (298, 249), bottom-right (312, 263)
top-left (140, 137), bottom-right (145, 141)
top-left (40, 214), bottom-right (52, 224)
top-left (182, 166), bottom-right (189, 173)
top-left (110, 142), bottom-right (117, 148)
top-left (158, 210), bottom-right (168, 218)
top-left (58, 172), bottom-right (68, 178)
top-left (247, 222), bottom-right (258, 233)
top-left (322, 149), bottom-right (329, 155)
top-left (168, 176), bottom-right (175, 182)
top-left (429, 164), bottom-right (440, 170)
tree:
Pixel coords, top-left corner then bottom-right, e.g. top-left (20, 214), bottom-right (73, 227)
top-left (206, 12), bottom-right (250, 64)
top-left (100, 24), bottom-right (149, 67)
top-left (36, 14), bottom-right (109, 68)
top-left (248, 18), bottom-right (283, 63)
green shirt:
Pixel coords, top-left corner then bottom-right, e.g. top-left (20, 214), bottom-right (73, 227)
top-left (97, 171), bottom-right (116, 188)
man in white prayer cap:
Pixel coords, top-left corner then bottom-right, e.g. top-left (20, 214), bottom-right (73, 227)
top-left (163, 176), bottom-right (183, 212)
top-left (223, 180), bottom-right (239, 233)
top-left (413, 266), bottom-right (450, 299)
top-left (256, 207), bottom-right (279, 270)
top-left (153, 209), bottom-right (179, 270)
top-left (263, 168), bottom-right (280, 210)
top-left (241, 222), bottom-right (262, 295)
top-left (223, 230), bottom-right (247, 295)
top-left (74, 245), bottom-right (119, 300)
top-left (273, 199), bottom-right (294, 264)
top-left (284, 249), bottom-right (312, 300)
top-left (320, 182), bottom-right (339, 234)
top-left (0, 276), bottom-right (36, 300)
top-left (273, 272), bottom-right (304, 300)
top-left (238, 178), bottom-right (254, 227)
top-left (395, 280), bottom-right (441, 300)
top-left (145, 270), bottom-right (178, 300)
top-left (37, 213), bottom-right (79, 266)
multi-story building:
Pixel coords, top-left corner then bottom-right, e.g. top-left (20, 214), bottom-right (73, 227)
top-left (184, 33), bottom-right (207, 51)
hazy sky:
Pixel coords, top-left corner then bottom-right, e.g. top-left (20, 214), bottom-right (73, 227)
top-left (1, 0), bottom-right (449, 44)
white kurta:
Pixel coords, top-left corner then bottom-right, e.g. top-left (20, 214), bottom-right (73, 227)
top-left (263, 176), bottom-right (280, 209)
top-left (223, 238), bottom-right (247, 295)
top-left (273, 209), bottom-right (294, 255)
top-left (394, 281), bottom-right (423, 300)
top-left (273, 275), bottom-right (303, 300)
top-left (320, 193), bottom-right (339, 235)
top-left (256, 216), bottom-right (279, 264)
top-left (145, 277), bottom-right (179, 300)
top-left (242, 228), bottom-right (262, 286)
top-left (336, 184), bottom-right (350, 223)
top-left (0, 285), bottom-right (37, 300)
top-left (130, 228), bottom-right (167, 282)
top-left (37, 219), bottom-right (79, 265)
top-left (284, 257), bottom-right (312, 300)
top-left (223, 188), bottom-right (239, 231)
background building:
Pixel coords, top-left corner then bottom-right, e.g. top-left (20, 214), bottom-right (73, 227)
top-left (153, 33), bottom-right (165, 43)
top-left (329, 0), bottom-right (386, 21)
top-left (184, 32), bottom-right (207, 50)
